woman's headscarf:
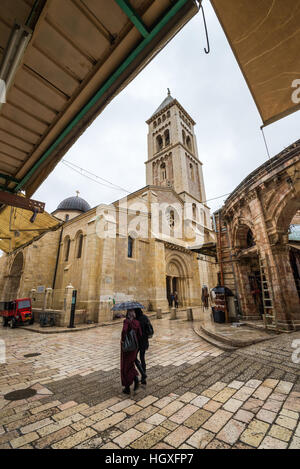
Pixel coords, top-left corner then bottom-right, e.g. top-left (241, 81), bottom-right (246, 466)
top-left (126, 310), bottom-right (136, 321)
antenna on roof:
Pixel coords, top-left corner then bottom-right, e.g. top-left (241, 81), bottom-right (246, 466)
top-left (167, 88), bottom-right (171, 96)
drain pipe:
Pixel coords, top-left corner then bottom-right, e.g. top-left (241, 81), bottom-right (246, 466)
top-left (52, 226), bottom-right (63, 290)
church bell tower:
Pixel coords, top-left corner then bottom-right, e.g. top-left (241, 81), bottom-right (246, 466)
top-left (145, 90), bottom-right (207, 204)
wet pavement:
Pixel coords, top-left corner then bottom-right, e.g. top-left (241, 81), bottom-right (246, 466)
top-left (0, 316), bottom-right (299, 449)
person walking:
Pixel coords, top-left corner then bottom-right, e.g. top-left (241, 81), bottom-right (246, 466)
top-left (135, 308), bottom-right (153, 385)
top-left (174, 291), bottom-right (179, 308)
top-left (120, 310), bottom-right (142, 394)
top-left (169, 292), bottom-right (175, 307)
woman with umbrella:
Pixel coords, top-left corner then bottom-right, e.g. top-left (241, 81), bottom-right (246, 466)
top-left (119, 304), bottom-right (143, 394)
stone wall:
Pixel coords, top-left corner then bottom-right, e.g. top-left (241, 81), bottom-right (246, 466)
top-left (217, 140), bottom-right (300, 330)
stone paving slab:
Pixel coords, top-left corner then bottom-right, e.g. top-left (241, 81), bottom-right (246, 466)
top-left (0, 318), bottom-right (299, 449)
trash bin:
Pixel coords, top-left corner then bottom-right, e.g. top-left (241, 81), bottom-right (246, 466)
top-left (39, 312), bottom-right (55, 327)
top-left (212, 307), bottom-right (225, 324)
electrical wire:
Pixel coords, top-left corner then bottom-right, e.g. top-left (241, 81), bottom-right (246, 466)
top-left (62, 159), bottom-right (231, 206)
top-left (261, 126), bottom-right (271, 160)
top-left (62, 159), bottom-right (131, 193)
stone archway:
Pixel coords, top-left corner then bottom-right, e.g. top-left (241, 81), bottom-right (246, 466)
top-left (272, 191), bottom-right (300, 322)
top-left (232, 221), bottom-right (263, 320)
top-left (219, 145), bottom-right (300, 329)
top-left (166, 254), bottom-right (191, 307)
top-left (6, 252), bottom-right (24, 299)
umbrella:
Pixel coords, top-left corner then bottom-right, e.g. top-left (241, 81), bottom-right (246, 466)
top-left (211, 286), bottom-right (234, 296)
top-left (111, 301), bottom-right (145, 311)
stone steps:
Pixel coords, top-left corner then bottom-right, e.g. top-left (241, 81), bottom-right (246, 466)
top-left (193, 326), bottom-right (239, 352)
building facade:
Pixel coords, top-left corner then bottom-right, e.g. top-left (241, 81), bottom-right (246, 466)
top-left (215, 140), bottom-right (300, 331)
top-left (0, 93), bottom-right (217, 324)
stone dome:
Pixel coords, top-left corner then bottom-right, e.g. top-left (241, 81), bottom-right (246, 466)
top-left (56, 195), bottom-right (91, 213)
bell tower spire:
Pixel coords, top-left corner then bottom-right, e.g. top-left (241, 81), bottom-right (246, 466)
top-left (145, 91), bottom-right (207, 203)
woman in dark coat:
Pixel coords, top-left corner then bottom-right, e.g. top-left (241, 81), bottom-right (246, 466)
top-left (120, 310), bottom-right (142, 394)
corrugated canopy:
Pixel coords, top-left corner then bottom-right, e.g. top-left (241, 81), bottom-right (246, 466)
top-left (210, 0), bottom-right (300, 126)
top-left (0, 0), bottom-right (198, 196)
top-left (0, 205), bottom-right (60, 253)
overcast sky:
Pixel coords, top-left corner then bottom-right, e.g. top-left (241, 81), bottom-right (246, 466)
top-left (34, 1), bottom-right (300, 215)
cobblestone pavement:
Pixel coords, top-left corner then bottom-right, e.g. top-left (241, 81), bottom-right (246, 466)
top-left (0, 318), bottom-right (299, 449)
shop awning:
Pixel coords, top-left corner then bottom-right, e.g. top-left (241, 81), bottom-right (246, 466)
top-left (289, 243), bottom-right (300, 251)
top-left (0, 0), bottom-right (198, 197)
top-left (0, 205), bottom-right (60, 253)
top-left (210, 0), bottom-right (300, 126)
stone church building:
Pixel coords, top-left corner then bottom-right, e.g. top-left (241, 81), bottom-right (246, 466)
top-left (0, 93), bottom-right (217, 324)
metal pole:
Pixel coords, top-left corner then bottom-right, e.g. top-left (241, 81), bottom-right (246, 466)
top-left (68, 290), bottom-right (77, 328)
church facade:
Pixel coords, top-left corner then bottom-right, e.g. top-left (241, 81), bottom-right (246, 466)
top-left (0, 93), bottom-right (217, 324)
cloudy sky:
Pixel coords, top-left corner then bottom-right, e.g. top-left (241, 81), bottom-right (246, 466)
top-left (34, 1), bottom-right (299, 215)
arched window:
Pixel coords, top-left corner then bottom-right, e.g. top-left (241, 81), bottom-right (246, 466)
top-left (169, 210), bottom-right (175, 228)
top-left (160, 162), bottom-right (167, 180)
top-left (76, 232), bottom-right (84, 259)
top-left (192, 203), bottom-right (197, 220)
top-left (186, 136), bottom-right (192, 150)
top-left (164, 129), bottom-right (170, 146)
top-left (128, 236), bottom-right (134, 258)
top-left (247, 229), bottom-right (255, 248)
top-left (190, 163), bottom-right (194, 181)
top-left (65, 214), bottom-right (69, 222)
top-left (156, 135), bottom-right (163, 152)
top-left (182, 130), bottom-right (186, 145)
top-left (64, 237), bottom-right (70, 262)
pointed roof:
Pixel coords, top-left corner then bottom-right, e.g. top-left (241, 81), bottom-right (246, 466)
top-left (147, 89), bottom-right (196, 125)
top-left (152, 89), bottom-right (175, 117)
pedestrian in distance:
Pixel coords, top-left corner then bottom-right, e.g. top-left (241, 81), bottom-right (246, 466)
top-left (174, 291), bottom-right (179, 308)
top-left (135, 308), bottom-right (154, 385)
top-left (169, 292), bottom-right (175, 307)
top-left (120, 310), bottom-right (142, 394)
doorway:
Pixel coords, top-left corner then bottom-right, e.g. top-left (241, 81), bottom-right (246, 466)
top-left (166, 276), bottom-right (178, 306)
top-left (290, 248), bottom-right (300, 299)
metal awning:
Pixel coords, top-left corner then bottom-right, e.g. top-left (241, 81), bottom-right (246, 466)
top-left (0, 204), bottom-right (60, 253)
top-left (210, 0), bottom-right (300, 126)
top-left (289, 242), bottom-right (300, 251)
top-left (189, 242), bottom-right (217, 258)
top-left (0, 0), bottom-right (198, 197)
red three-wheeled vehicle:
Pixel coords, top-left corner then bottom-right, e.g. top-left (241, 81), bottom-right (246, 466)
top-left (0, 298), bottom-right (34, 328)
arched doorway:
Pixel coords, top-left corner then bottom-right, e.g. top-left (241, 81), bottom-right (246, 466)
top-left (274, 199), bottom-right (300, 315)
top-left (234, 223), bottom-right (264, 319)
top-left (7, 252), bottom-right (24, 299)
top-left (166, 255), bottom-right (190, 307)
